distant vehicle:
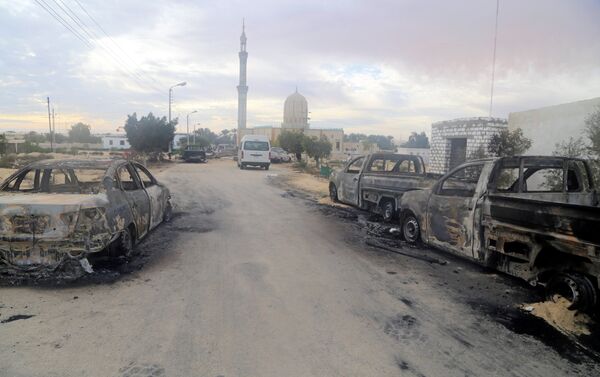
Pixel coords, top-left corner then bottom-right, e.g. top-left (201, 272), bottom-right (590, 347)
top-left (238, 135), bottom-right (271, 170)
top-left (270, 147), bottom-right (291, 163)
top-left (329, 153), bottom-right (439, 221)
top-left (182, 145), bottom-right (207, 163)
top-left (215, 144), bottom-right (237, 158)
top-left (399, 156), bottom-right (600, 311)
top-left (0, 159), bottom-right (172, 279)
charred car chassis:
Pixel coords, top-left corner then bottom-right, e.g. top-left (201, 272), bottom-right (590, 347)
top-left (399, 156), bottom-right (600, 311)
top-left (0, 159), bottom-right (172, 280)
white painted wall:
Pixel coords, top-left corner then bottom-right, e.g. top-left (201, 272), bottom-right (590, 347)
top-left (102, 135), bottom-right (130, 150)
top-left (508, 97), bottom-right (600, 155)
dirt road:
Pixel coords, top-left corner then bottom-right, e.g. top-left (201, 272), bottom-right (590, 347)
top-left (1, 159), bottom-right (598, 376)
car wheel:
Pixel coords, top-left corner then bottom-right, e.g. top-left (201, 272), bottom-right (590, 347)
top-left (265, 165), bottom-right (270, 170)
top-left (163, 201), bottom-right (173, 222)
top-left (240, 163), bottom-right (245, 170)
top-left (329, 183), bottom-right (339, 202)
top-left (118, 226), bottom-right (135, 258)
top-left (381, 200), bottom-right (395, 222)
top-left (402, 213), bottom-right (420, 244)
top-left (546, 273), bottom-right (598, 312)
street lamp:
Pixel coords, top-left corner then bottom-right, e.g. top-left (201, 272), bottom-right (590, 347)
top-left (186, 110), bottom-right (198, 145)
top-left (168, 81), bottom-right (187, 152)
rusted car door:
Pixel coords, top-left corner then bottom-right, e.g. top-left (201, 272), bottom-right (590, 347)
top-left (339, 156), bottom-right (365, 205)
top-left (133, 163), bottom-right (166, 230)
top-left (426, 163), bottom-right (486, 258)
top-left (117, 164), bottom-right (151, 238)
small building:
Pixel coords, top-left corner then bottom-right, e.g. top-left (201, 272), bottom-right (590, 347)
top-left (101, 134), bottom-right (130, 150)
top-left (508, 97), bottom-right (600, 155)
top-left (429, 117), bottom-right (507, 174)
top-left (239, 126), bottom-right (345, 159)
top-left (238, 88), bottom-right (346, 160)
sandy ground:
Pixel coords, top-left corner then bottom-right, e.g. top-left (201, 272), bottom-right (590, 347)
top-left (0, 159), bottom-right (599, 376)
top-left (0, 168), bottom-right (15, 182)
top-left (525, 296), bottom-right (593, 336)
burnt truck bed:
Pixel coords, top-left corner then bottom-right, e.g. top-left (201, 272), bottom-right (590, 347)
top-left (487, 195), bottom-right (600, 245)
top-left (328, 152), bottom-right (439, 221)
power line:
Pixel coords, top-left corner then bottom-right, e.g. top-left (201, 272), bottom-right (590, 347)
top-left (52, 0), bottom-right (157, 90)
top-left (34, 0), bottom-right (93, 48)
top-left (33, 0), bottom-right (164, 95)
top-left (73, 0), bottom-right (164, 90)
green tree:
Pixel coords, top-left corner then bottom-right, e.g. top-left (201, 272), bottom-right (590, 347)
top-left (302, 136), bottom-right (332, 168)
top-left (585, 105), bottom-right (600, 158)
top-left (278, 130), bottom-right (306, 161)
top-left (24, 131), bottom-right (46, 144)
top-left (361, 139), bottom-right (375, 153)
top-left (343, 133), bottom-right (367, 142)
top-left (215, 129), bottom-right (236, 145)
top-left (343, 133), bottom-right (395, 150)
top-left (488, 128), bottom-right (532, 157)
top-left (0, 134), bottom-right (7, 155)
top-left (194, 128), bottom-right (218, 144)
top-left (401, 132), bottom-right (430, 148)
top-left (124, 112), bottom-right (176, 153)
top-left (68, 123), bottom-right (101, 143)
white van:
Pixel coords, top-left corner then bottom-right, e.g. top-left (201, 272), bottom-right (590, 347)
top-left (238, 135), bottom-right (271, 170)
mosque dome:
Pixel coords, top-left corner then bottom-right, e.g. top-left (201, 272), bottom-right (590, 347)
top-left (282, 89), bottom-right (309, 129)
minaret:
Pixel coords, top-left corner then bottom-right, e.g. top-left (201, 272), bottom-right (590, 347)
top-left (237, 19), bottom-right (248, 136)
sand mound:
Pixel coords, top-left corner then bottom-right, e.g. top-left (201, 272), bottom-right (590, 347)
top-left (523, 295), bottom-right (592, 336)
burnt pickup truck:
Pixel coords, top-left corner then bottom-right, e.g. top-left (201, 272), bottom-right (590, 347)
top-left (399, 156), bottom-right (600, 311)
top-left (329, 153), bottom-right (439, 221)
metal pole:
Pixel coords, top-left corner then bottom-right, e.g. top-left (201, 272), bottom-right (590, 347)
top-left (187, 113), bottom-right (190, 145)
top-left (168, 88), bottom-right (172, 153)
top-left (47, 97), bottom-right (53, 151)
top-left (51, 108), bottom-right (56, 152)
top-left (489, 0), bottom-right (500, 117)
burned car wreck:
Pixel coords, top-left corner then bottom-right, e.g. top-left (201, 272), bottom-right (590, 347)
top-left (0, 159), bottom-right (172, 280)
top-left (399, 156), bottom-right (600, 311)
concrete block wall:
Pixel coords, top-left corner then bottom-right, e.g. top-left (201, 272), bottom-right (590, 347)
top-left (429, 117), bottom-right (507, 174)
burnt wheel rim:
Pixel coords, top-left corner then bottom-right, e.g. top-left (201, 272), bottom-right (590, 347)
top-left (330, 185), bottom-right (338, 201)
top-left (547, 273), bottom-right (596, 311)
top-left (164, 202), bottom-right (173, 222)
top-left (403, 217), bottom-right (419, 243)
top-left (121, 229), bottom-right (133, 257)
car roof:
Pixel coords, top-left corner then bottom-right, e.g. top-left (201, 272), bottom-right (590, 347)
top-left (26, 158), bottom-right (127, 170)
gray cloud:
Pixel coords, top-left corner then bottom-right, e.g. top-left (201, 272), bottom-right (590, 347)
top-left (1, 0), bottom-right (599, 140)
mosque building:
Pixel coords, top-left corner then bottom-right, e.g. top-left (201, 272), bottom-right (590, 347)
top-left (235, 22), bottom-right (345, 159)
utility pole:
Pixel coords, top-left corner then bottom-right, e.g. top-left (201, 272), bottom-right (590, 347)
top-left (47, 97), bottom-right (53, 151)
top-left (489, 0), bottom-right (500, 117)
top-left (51, 108), bottom-right (56, 151)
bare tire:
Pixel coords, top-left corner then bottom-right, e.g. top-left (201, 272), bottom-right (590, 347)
top-left (546, 273), bottom-right (598, 311)
top-left (163, 201), bottom-right (173, 222)
top-left (329, 183), bottom-right (339, 202)
top-left (381, 200), bottom-right (395, 222)
top-left (117, 226), bottom-right (135, 258)
top-left (402, 213), bottom-right (420, 244)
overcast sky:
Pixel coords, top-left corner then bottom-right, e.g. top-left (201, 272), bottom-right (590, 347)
top-left (1, 0), bottom-right (599, 141)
